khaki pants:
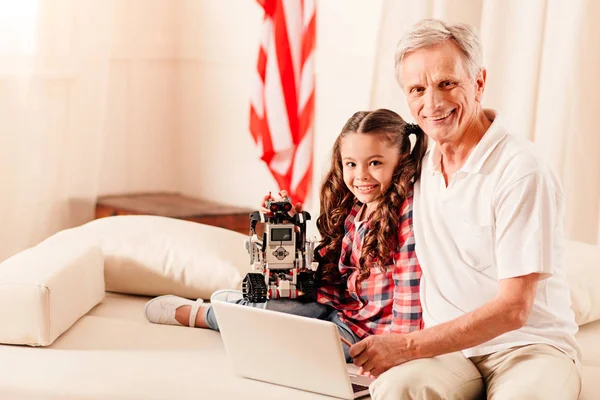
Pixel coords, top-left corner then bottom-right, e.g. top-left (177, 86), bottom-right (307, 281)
top-left (369, 344), bottom-right (581, 400)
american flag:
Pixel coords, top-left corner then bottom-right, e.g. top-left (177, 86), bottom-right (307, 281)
top-left (250, 0), bottom-right (316, 205)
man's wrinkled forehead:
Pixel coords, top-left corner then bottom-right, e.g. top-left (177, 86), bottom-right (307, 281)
top-left (400, 41), bottom-right (469, 87)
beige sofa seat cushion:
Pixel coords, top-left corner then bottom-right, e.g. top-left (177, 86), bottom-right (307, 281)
top-left (0, 293), bottom-right (337, 400)
top-left (0, 240), bottom-right (104, 346)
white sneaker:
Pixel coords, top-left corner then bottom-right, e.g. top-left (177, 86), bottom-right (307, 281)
top-left (144, 295), bottom-right (204, 327)
top-left (210, 289), bottom-right (244, 303)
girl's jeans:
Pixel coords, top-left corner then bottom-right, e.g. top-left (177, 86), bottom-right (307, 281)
top-left (204, 292), bottom-right (360, 362)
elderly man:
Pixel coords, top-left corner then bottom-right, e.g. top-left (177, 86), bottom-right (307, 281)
top-left (349, 18), bottom-right (581, 399)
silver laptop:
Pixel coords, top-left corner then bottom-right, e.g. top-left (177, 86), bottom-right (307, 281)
top-left (212, 300), bottom-right (374, 399)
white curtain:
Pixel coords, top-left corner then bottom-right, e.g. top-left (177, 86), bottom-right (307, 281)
top-left (0, 0), bottom-right (114, 261)
top-left (370, 0), bottom-right (600, 244)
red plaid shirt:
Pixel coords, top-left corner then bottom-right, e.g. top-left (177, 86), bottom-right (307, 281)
top-left (317, 193), bottom-right (422, 338)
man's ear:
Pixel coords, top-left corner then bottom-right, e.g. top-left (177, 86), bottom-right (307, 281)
top-left (475, 67), bottom-right (487, 102)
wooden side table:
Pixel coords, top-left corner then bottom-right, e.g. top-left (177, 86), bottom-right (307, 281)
top-left (95, 193), bottom-right (254, 235)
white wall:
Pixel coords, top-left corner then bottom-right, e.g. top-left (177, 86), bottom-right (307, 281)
top-left (177, 0), bottom-right (271, 210)
top-left (98, 0), bottom-right (179, 195)
top-left (311, 0), bottom-right (384, 215)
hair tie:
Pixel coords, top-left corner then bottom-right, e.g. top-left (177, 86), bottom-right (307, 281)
top-left (405, 123), bottom-right (422, 136)
top-left (406, 123), bottom-right (422, 154)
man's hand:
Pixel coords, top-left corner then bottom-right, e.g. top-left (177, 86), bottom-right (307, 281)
top-left (349, 334), bottom-right (414, 378)
top-left (349, 272), bottom-right (541, 378)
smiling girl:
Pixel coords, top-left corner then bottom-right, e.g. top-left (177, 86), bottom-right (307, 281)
top-left (145, 109), bottom-right (427, 361)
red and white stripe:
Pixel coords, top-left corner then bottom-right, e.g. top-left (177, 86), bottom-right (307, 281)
top-left (250, 0), bottom-right (316, 205)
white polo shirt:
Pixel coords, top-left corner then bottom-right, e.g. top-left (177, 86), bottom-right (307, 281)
top-left (413, 109), bottom-right (581, 363)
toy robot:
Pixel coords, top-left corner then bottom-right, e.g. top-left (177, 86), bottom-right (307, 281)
top-left (243, 196), bottom-right (319, 303)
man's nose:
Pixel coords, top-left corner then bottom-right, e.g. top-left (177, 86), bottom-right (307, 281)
top-left (424, 87), bottom-right (443, 112)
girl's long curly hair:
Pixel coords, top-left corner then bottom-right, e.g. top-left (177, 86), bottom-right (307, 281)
top-left (314, 109), bottom-right (427, 285)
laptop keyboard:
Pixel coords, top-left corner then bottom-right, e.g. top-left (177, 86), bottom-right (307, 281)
top-left (351, 383), bottom-right (369, 393)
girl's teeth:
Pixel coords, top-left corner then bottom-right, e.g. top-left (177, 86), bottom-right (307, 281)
top-left (356, 185), bottom-right (375, 191)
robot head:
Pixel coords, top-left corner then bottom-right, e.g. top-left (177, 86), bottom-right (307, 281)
top-left (266, 199), bottom-right (293, 213)
top-left (265, 198), bottom-right (294, 224)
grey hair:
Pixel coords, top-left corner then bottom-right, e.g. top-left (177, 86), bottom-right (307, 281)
top-left (394, 18), bottom-right (483, 88)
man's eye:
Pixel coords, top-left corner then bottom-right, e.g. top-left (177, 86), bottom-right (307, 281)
top-left (441, 81), bottom-right (456, 88)
top-left (410, 87), bottom-right (424, 94)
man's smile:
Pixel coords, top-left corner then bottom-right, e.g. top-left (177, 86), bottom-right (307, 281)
top-left (426, 109), bottom-right (455, 121)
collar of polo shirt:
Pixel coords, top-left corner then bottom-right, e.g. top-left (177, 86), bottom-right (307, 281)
top-left (425, 109), bottom-right (508, 176)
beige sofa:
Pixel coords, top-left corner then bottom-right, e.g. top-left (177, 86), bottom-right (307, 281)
top-left (0, 216), bottom-right (599, 399)
top-left (0, 292), bottom-right (596, 400)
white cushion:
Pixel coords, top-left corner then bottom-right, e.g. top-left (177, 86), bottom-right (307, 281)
top-left (0, 240), bottom-right (104, 346)
top-left (566, 240), bottom-right (600, 326)
top-left (41, 216), bottom-right (252, 300)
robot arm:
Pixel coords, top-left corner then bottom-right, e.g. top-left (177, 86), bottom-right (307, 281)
top-left (304, 236), bottom-right (320, 271)
top-left (249, 211), bottom-right (267, 234)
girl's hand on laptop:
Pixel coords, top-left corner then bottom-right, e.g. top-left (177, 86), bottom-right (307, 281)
top-left (349, 334), bottom-right (413, 378)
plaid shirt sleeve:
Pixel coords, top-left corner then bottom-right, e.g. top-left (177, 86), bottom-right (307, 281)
top-left (390, 194), bottom-right (423, 334)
